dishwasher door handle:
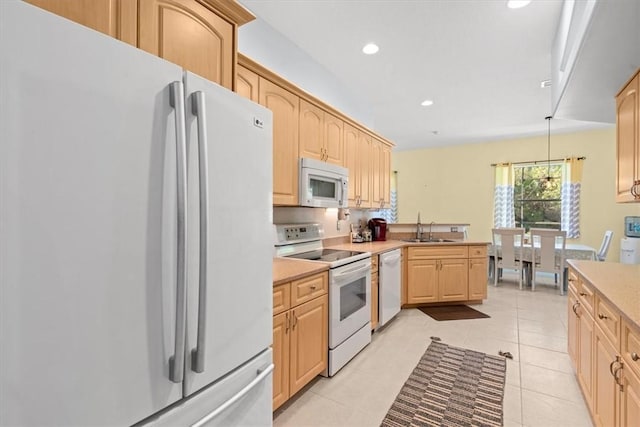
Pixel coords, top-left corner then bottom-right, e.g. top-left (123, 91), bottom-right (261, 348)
top-left (383, 254), bottom-right (401, 266)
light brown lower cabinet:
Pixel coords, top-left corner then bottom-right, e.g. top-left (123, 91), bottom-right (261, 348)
top-left (567, 266), bottom-right (640, 426)
top-left (272, 272), bottom-right (328, 411)
top-left (405, 245), bottom-right (487, 305)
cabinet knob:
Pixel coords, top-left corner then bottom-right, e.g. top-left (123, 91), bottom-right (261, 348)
top-left (632, 352), bottom-right (639, 361)
top-left (310, 285), bottom-right (316, 290)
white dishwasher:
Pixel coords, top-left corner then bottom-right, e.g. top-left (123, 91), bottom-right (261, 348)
top-left (378, 249), bottom-right (402, 327)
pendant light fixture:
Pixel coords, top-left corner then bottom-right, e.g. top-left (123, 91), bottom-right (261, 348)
top-left (543, 115), bottom-right (553, 187)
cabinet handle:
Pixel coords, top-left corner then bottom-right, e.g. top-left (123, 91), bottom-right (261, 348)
top-left (572, 301), bottom-right (580, 316)
top-left (568, 277), bottom-right (575, 282)
top-left (613, 362), bottom-right (624, 392)
top-left (598, 313), bottom-right (608, 320)
top-left (579, 292), bottom-right (587, 297)
top-left (310, 285), bottom-right (317, 290)
top-left (632, 352), bottom-right (639, 361)
top-left (285, 312), bottom-right (290, 334)
top-left (609, 358), bottom-right (618, 377)
top-left (292, 312), bottom-right (297, 330)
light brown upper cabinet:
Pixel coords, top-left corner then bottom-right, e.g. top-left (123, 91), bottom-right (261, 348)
top-left (344, 124), bottom-right (372, 208)
top-left (139, 0), bottom-right (233, 90)
top-left (236, 65), bottom-right (259, 102)
top-left (616, 69), bottom-right (640, 202)
top-left (24, 0), bottom-right (137, 45)
top-left (28, 0), bottom-right (254, 92)
top-left (259, 78), bottom-right (300, 206)
top-left (381, 144), bottom-right (391, 209)
top-left (357, 131), bottom-right (372, 208)
top-left (299, 100), bottom-right (344, 166)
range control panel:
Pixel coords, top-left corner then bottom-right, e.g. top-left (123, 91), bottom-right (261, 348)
top-left (275, 223), bottom-right (323, 245)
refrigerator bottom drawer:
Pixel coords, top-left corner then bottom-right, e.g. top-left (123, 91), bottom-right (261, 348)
top-left (140, 349), bottom-right (273, 427)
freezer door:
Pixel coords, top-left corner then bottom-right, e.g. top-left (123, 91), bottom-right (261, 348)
top-left (140, 349), bottom-right (273, 426)
top-left (1, 2), bottom-right (185, 425)
top-left (183, 72), bottom-right (274, 394)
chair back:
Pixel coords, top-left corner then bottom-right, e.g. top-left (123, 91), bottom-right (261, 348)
top-left (530, 228), bottom-right (566, 273)
top-left (597, 230), bottom-right (613, 261)
top-left (492, 228), bottom-right (525, 269)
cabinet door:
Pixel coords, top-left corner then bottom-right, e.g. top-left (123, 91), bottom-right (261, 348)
top-left (289, 295), bottom-right (328, 395)
top-left (468, 257), bottom-right (488, 300)
top-left (438, 259), bottom-right (469, 301)
top-left (621, 367), bottom-right (640, 427)
top-left (25, 0), bottom-right (137, 45)
top-left (324, 112), bottom-right (344, 166)
top-left (407, 260), bottom-right (438, 304)
top-left (381, 144), bottom-right (391, 208)
top-left (371, 139), bottom-right (382, 207)
top-left (139, 0), bottom-right (234, 90)
top-left (358, 132), bottom-right (372, 208)
top-left (567, 291), bottom-right (580, 368)
top-left (272, 312), bottom-right (290, 411)
top-left (236, 65), bottom-right (259, 102)
top-left (616, 72), bottom-right (639, 202)
top-left (593, 325), bottom-right (619, 426)
top-left (371, 272), bottom-right (379, 330)
top-left (259, 78), bottom-right (299, 205)
top-left (299, 99), bottom-right (324, 161)
top-left (578, 310), bottom-right (594, 411)
top-left (344, 123), bottom-right (360, 205)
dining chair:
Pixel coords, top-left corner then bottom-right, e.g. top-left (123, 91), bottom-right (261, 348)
top-left (491, 228), bottom-right (526, 289)
top-left (529, 228), bottom-right (566, 295)
top-left (596, 230), bottom-right (614, 261)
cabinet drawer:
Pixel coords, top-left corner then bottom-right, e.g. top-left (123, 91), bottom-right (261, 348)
top-left (595, 296), bottom-right (620, 348)
top-left (273, 283), bottom-right (291, 315)
top-left (408, 245), bottom-right (468, 260)
top-left (567, 268), bottom-right (581, 296)
top-left (621, 320), bottom-right (640, 379)
top-left (577, 280), bottom-right (595, 317)
top-left (371, 255), bottom-right (379, 273)
top-left (469, 245), bottom-right (487, 258)
top-left (291, 272), bottom-right (327, 307)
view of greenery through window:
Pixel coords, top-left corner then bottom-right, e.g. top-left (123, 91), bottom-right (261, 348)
top-left (514, 163), bottom-right (562, 231)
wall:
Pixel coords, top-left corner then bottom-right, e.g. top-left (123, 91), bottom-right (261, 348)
top-left (238, 19), bottom-right (374, 127)
top-left (393, 127), bottom-right (640, 262)
top-left (273, 207), bottom-right (370, 240)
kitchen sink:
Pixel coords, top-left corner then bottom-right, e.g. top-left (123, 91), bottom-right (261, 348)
top-left (401, 238), bottom-right (458, 243)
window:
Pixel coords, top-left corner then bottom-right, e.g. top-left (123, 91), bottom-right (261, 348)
top-left (514, 163), bottom-right (562, 231)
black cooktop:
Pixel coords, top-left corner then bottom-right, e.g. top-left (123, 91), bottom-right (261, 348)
top-left (286, 249), bottom-right (365, 263)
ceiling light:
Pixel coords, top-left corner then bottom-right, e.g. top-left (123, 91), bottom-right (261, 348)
top-left (362, 43), bottom-right (379, 55)
top-left (421, 100), bottom-right (434, 106)
top-left (507, 0), bottom-right (532, 9)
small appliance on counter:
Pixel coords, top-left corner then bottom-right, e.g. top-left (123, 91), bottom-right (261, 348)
top-left (621, 216), bottom-right (640, 264)
top-left (368, 218), bottom-right (388, 241)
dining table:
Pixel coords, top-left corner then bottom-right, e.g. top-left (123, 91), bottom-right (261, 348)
top-left (487, 243), bottom-right (598, 289)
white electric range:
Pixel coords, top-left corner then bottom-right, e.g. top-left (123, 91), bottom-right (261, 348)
top-left (274, 223), bottom-right (372, 376)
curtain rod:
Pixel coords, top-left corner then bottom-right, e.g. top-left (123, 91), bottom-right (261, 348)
top-left (491, 156), bottom-right (585, 167)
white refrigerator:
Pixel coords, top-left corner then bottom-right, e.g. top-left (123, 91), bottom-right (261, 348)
top-left (0, 2), bottom-right (274, 426)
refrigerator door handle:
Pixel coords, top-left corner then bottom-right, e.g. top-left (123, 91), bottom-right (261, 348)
top-left (190, 91), bottom-right (209, 374)
top-left (168, 81), bottom-right (188, 383)
top-left (190, 363), bottom-right (274, 427)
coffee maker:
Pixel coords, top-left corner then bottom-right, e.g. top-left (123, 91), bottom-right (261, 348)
top-left (368, 218), bottom-right (387, 241)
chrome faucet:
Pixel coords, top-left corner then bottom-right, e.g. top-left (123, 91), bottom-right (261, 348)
top-left (429, 221), bottom-right (435, 241)
top-left (416, 212), bottom-right (422, 240)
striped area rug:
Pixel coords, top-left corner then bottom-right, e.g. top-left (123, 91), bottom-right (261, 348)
top-left (381, 340), bottom-right (506, 427)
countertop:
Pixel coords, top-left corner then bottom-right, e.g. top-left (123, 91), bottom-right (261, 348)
top-left (273, 257), bottom-right (329, 286)
top-left (568, 260), bottom-right (640, 330)
top-left (327, 239), bottom-right (491, 254)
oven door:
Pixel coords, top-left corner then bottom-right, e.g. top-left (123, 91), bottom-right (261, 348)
top-left (329, 258), bottom-right (371, 348)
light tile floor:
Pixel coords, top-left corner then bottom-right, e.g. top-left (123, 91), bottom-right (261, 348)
top-left (273, 271), bottom-right (594, 427)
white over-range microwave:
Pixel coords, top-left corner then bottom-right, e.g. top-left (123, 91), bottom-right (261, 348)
top-left (299, 157), bottom-right (349, 208)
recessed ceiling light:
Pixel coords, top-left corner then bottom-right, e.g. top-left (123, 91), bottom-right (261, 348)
top-left (362, 43), bottom-right (379, 55)
top-left (507, 0), bottom-right (531, 9)
top-left (421, 100), bottom-right (434, 106)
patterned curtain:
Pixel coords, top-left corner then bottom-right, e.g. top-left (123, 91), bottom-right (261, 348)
top-left (561, 157), bottom-right (583, 238)
top-left (378, 171), bottom-right (398, 223)
top-left (493, 163), bottom-right (515, 228)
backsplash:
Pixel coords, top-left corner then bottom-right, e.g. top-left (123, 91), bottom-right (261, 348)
top-left (273, 207), bottom-right (371, 239)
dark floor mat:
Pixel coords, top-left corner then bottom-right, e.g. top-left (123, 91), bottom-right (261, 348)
top-left (418, 304), bottom-right (490, 321)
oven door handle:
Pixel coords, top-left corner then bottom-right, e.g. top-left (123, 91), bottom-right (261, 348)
top-left (332, 264), bottom-right (370, 284)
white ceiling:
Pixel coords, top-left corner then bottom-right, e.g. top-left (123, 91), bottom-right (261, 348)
top-left (238, 0), bottom-right (632, 151)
